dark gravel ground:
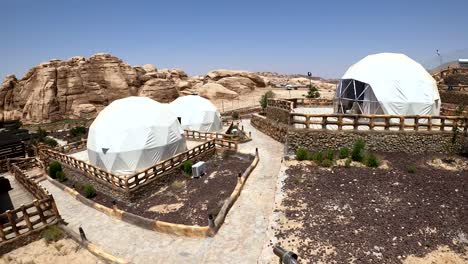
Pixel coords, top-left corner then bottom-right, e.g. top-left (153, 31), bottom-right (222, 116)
top-left (275, 153), bottom-right (467, 263)
top-left (64, 150), bottom-right (254, 225)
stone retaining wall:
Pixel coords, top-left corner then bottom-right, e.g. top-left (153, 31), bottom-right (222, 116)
top-left (265, 107), bottom-right (290, 124)
top-left (440, 91), bottom-right (468, 105)
top-left (251, 114), bottom-right (288, 143)
top-left (287, 129), bottom-right (465, 154)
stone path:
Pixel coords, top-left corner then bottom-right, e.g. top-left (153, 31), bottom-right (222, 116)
top-left (41, 119), bottom-right (284, 264)
top-left (1, 172), bottom-right (34, 208)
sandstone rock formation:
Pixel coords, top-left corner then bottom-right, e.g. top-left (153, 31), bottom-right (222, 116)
top-left (206, 70), bottom-right (266, 87)
top-left (0, 53), bottom-right (187, 123)
top-left (196, 83), bottom-right (239, 99)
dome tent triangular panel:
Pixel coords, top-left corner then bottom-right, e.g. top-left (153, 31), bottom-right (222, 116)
top-left (87, 96), bottom-right (187, 174)
top-left (169, 95), bottom-right (222, 132)
top-left (334, 53), bottom-right (441, 116)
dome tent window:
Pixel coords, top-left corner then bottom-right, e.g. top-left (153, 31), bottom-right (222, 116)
top-left (87, 96), bottom-right (187, 174)
top-left (334, 53), bottom-right (441, 116)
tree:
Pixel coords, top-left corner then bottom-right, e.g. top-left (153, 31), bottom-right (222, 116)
top-left (260, 90), bottom-right (275, 110)
top-left (306, 85), bottom-right (320, 98)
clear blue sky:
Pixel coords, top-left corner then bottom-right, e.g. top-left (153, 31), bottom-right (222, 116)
top-left (2, 0), bottom-right (468, 79)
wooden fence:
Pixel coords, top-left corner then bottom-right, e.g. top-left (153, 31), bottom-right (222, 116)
top-left (290, 113), bottom-right (468, 132)
top-left (184, 129), bottom-right (249, 143)
top-left (39, 148), bottom-right (128, 190)
top-left (57, 139), bottom-right (87, 154)
top-left (0, 141), bottom-right (25, 173)
top-left (286, 98), bottom-right (334, 107)
top-left (0, 158), bottom-right (61, 243)
top-left (39, 138), bottom-right (238, 192)
top-left (126, 139), bottom-right (237, 189)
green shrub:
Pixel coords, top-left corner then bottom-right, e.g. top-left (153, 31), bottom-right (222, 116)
top-left (55, 171), bottom-right (67, 182)
top-left (306, 85), bottom-right (320, 98)
top-left (345, 158), bottom-right (352, 168)
top-left (83, 184), bottom-right (96, 198)
top-left (310, 151), bottom-right (324, 164)
top-left (48, 161), bottom-right (62, 179)
top-left (324, 149), bottom-right (334, 161)
top-left (182, 160), bottom-right (193, 175)
top-left (296, 147), bottom-right (309, 161)
top-left (351, 138), bottom-right (366, 162)
top-left (321, 159), bottom-right (333, 167)
top-left (41, 225), bottom-right (64, 242)
top-left (70, 126), bottom-right (86, 137)
top-left (365, 153), bottom-right (380, 168)
top-left (407, 165), bottom-right (416, 173)
top-left (259, 90), bottom-right (276, 110)
top-left (37, 127), bottom-right (48, 141)
top-left (43, 137), bottom-right (58, 147)
top-left (339, 147), bottom-right (350, 159)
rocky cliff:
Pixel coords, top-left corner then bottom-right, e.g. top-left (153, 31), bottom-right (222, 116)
top-left (0, 53), bottom-right (187, 123)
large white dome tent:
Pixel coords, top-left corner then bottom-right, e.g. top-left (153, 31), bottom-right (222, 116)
top-left (87, 96), bottom-right (187, 174)
top-left (169, 95), bottom-right (222, 132)
top-left (334, 53), bottom-right (441, 116)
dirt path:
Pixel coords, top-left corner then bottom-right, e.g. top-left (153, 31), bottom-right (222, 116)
top-left (41, 119), bottom-right (284, 264)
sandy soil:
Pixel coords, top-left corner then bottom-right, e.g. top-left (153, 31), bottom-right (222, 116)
top-left (211, 86), bottom-right (335, 113)
top-left (0, 238), bottom-right (103, 264)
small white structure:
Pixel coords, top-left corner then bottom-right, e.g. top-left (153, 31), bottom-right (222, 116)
top-left (87, 96), bottom-right (187, 174)
top-left (169, 95), bottom-right (222, 132)
top-left (334, 53), bottom-right (441, 116)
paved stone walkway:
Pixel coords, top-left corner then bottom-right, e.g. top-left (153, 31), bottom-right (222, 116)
top-left (41, 119), bottom-right (284, 264)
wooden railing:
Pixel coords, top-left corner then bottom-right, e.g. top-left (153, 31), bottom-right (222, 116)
top-left (39, 147), bottom-right (128, 190)
top-left (9, 159), bottom-right (49, 200)
top-left (184, 129), bottom-right (248, 142)
top-left (286, 98), bottom-right (334, 107)
top-left (1, 158), bottom-right (61, 243)
top-left (57, 139), bottom-right (87, 154)
top-left (126, 139), bottom-right (237, 189)
top-left (290, 113), bottom-right (468, 132)
top-left (0, 197), bottom-right (60, 243)
top-left (39, 138), bottom-right (238, 192)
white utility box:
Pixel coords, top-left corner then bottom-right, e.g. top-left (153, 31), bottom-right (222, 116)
top-left (192, 161), bottom-right (206, 178)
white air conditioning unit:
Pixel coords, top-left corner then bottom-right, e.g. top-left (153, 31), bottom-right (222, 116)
top-left (192, 161), bottom-right (206, 178)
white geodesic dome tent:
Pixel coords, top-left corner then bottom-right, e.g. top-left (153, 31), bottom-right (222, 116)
top-left (87, 96), bottom-right (187, 174)
top-left (169, 95), bottom-right (222, 132)
top-left (334, 53), bottom-right (441, 116)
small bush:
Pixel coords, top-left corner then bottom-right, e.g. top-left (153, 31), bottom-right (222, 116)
top-left (55, 171), bottom-right (67, 182)
top-left (70, 126), bottom-right (86, 137)
top-left (83, 184), bottom-right (96, 198)
top-left (37, 127), bottom-right (48, 141)
top-left (48, 161), bottom-right (62, 179)
top-left (259, 90), bottom-right (276, 110)
top-left (339, 147), bottom-right (350, 159)
top-left (407, 165), bottom-right (416, 173)
top-left (43, 137), bottom-right (58, 147)
top-left (321, 159), bottom-right (333, 167)
top-left (365, 153), bottom-right (380, 168)
top-left (296, 147), bottom-right (309, 161)
top-left (324, 149), bottom-right (334, 161)
top-left (42, 225), bottom-right (64, 242)
top-left (306, 85), bottom-right (320, 98)
top-left (310, 151), bottom-right (324, 164)
top-left (182, 160), bottom-right (193, 175)
top-left (351, 138), bottom-right (366, 162)
top-left (345, 158), bottom-right (352, 168)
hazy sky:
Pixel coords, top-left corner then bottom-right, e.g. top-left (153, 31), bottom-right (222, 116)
top-left (2, 0), bottom-right (468, 79)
